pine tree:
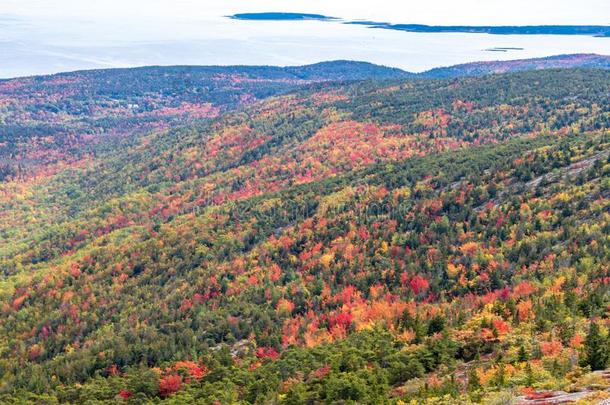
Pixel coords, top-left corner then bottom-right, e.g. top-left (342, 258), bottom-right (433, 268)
top-left (467, 367), bottom-right (483, 403)
top-left (518, 345), bottom-right (528, 362)
top-left (525, 362), bottom-right (535, 386)
top-left (468, 368), bottom-right (481, 392)
top-left (494, 364), bottom-right (506, 387)
top-left (582, 322), bottom-right (608, 371)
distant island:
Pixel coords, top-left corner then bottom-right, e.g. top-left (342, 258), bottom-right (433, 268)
top-left (352, 22), bottom-right (610, 37)
top-left (227, 13), bottom-right (610, 38)
top-left (229, 12), bottom-right (337, 21)
top-left (484, 47), bottom-right (525, 52)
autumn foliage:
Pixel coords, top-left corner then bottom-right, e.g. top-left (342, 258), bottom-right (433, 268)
top-left (0, 68), bottom-right (609, 404)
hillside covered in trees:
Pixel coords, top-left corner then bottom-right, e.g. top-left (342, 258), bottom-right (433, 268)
top-left (0, 61), bottom-right (408, 179)
top-left (0, 65), bottom-right (609, 403)
top-left (2, 55), bottom-right (609, 181)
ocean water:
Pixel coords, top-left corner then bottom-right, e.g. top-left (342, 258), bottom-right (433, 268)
top-left (1, 14), bottom-right (609, 78)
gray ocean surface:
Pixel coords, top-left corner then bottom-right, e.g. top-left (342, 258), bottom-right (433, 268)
top-left (1, 14), bottom-right (610, 78)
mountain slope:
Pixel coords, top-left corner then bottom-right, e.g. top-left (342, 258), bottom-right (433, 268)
top-left (0, 68), bottom-right (609, 403)
top-left (0, 60), bottom-right (408, 179)
top-left (3, 55), bottom-right (610, 181)
top-left (421, 53), bottom-right (610, 78)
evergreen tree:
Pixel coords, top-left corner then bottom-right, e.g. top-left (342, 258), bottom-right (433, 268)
top-left (525, 362), bottom-right (535, 386)
top-left (518, 345), bottom-right (528, 362)
top-left (583, 322), bottom-right (608, 370)
top-left (468, 368), bottom-right (481, 392)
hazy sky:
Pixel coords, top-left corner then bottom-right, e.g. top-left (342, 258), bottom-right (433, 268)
top-left (1, 0), bottom-right (609, 78)
top-left (2, 0), bottom-right (610, 25)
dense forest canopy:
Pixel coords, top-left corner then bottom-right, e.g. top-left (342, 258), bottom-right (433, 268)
top-left (0, 61), bottom-right (410, 179)
top-left (0, 65), bottom-right (609, 403)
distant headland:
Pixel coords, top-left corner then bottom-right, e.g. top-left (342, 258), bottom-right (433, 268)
top-left (228, 13), bottom-right (610, 38)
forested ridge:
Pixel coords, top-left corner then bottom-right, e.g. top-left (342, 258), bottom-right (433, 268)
top-left (0, 60), bottom-right (407, 180)
top-left (0, 67), bottom-right (609, 403)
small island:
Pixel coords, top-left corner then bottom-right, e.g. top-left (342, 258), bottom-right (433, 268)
top-left (484, 47), bottom-right (525, 52)
top-left (229, 12), bottom-right (337, 21)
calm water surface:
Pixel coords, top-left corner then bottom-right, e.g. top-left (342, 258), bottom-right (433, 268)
top-left (1, 15), bottom-right (609, 78)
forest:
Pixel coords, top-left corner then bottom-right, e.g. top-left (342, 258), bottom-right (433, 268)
top-left (0, 66), bottom-right (609, 403)
top-left (0, 61), bottom-right (406, 179)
